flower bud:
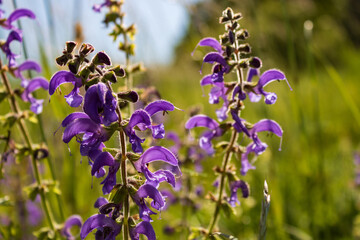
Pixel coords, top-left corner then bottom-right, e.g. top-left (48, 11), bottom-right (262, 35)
top-left (219, 16), bottom-right (230, 24)
top-left (229, 30), bottom-right (235, 44)
top-left (109, 65), bottom-right (126, 77)
top-left (65, 41), bottom-right (77, 53)
top-left (236, 29), bottom-right (249, 40)
top-left (102, 71), bottom-right (117, 83)
top-left (223, 7), bottom-right (234, 19)
top-left (233, 13), bottom-right (242, 21)
top-left (55, 55), bottom-right (69, 66)
top-left (92, 51), bottom-right (111, 66)
top-left (220, 33), bottom-right (229, 45)
top-left (117, 90), bottom-right (139, 103)
top-left (225, 45), bottom-right (233, 58)
top-left (249, 57), bottom-right (262, 69)
top-left (68, 59), bottom-right (80, 74)
top-left (79, 43), bottom-right (94, 57)
top-left (238, 43), bottom-right (251, 54)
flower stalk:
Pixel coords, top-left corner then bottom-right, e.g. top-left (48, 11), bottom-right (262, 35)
top-left (0, 59), bottom-right (56, 232)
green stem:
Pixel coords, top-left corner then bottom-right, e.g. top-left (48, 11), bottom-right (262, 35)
top-left (0, 60), bottom-right (56, 231)
top-left (12, 0), bottom-right (65, 221)
top-left (106, 82), bottom-right (129, 239)
top-left (207, 130), bottom-right (238, 235)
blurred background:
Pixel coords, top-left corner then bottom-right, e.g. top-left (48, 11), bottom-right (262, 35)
top-left (1, 0), bottom-right (360, 239)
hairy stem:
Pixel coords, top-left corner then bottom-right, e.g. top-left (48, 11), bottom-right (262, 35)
top-left (106, 82), bottom-right (129, 239)
top-left (0, 60), bottom-right (56, 231)
top-left (12, 0), bottom-right (65, 220)
top-left (207, 130), bottom-right (238, 235)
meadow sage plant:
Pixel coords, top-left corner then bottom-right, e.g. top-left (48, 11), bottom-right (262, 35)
top-left (187, 7), bottom-right (291, 238)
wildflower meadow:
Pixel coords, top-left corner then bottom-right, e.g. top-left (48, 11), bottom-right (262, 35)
top-left (0, 0), bottom-right (359, 239)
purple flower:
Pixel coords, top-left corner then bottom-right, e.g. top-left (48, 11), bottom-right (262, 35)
top-left (185, 115), bottom-right (223, 155)
top-left (49, 71), bottom-right (83, 107)
top-left (92, 0), bottom-right (112, 12)
top-left (144, 100), bottom-right (176, 139)
top-left (233, 68), bottom-right (292, 104)
top-left (61, 215), bottom-right (82, 240)
top-left (26, 198), bottom-right (42, 226)
top-left (1, 31), bottom-right (22, 67)
top-left (13, 60), bottom-right (42, 87)
top-left (1, 8), bottom-right (35, 31)
top-left (201, 52), bottom-right (230, 75)
top-left (94, 197), bottom-right (109, 209)
top-left (192, 37), bottom-right (223, 56)
top-left (228, 180), bottom-right (249, 207)
top-left (83, 82), bottom-right (118, 126)
top-left (133, 146), bottom-right (180, 188)
top-left (130, 221), bottom-right (156, 240)
top-left (131, 184), bottom-right (166, 222)
top-left (240, 119), bottom-right (283, 175)
top-left (80, 214), bottom-right (121, 240)
top-left (21, 77), bottom-right (49, 114)
top-left (125, 109), bottom-right (152, 153)
top-left (62, 116), bottom-right (112, 156)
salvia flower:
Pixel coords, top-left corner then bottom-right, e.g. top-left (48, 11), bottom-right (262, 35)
top-left (1, 30), bottom-right (22, 67)
top-left (228, 180), bottom-right (249, 207)
top-left (49, 70), bottom-right (83, 107)
top-left (21, 77), bottom-right (49, 114)
top-left (80, 214), bottom-right (121, 240)
top-left (13, 60), bottom-right (42, 87)
top-left (133, 146), bottom-right (180, 188)
top-left (131, 184), bottom-right (166, 222)
top-left (83, 82), bottom-right (118, 126)
top-left (130, 221), bottom-right (156, 240)
top-left (185, 115), bottom-right (223, 155)
top-left (0, 8), bottom-right (35, 31)
top-left (61, 215), bottom-right (82, 240)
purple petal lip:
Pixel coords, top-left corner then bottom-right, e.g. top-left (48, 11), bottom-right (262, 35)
top-left (203, 52), bottom-right (228, 67)
top-left (185, 115), bottom-right (219, 130)
top-left (128, 109), bottom-right (152, 129)
top-left (80, 214), bottom-right (120, 240)
top-left (144, 100), bottom-right (175, 116)
top-left (49, 70), bottom-right (82, 95)
top-left (61, 112), bottom-right (90, 127)
top-left (255, 69), bottom-right (292, 92)
top-left (23, 77), bottom-right (49, 96)
top-left (94, 197), bottom-right (108, 209)
top-left (62, 118), bottom-right (102, 143)
top-left (130, 221), bottom-right (156, 240)
top-left (133, 146), bottom-right (178, 172)
top-left (91, 152), bottom-right (115, 176)
top-left (192, 37), bottom-right (223, 56)
top-left (14, 60), bottom-right (41, 78)
top-left (249, 119), bottom-right (283, 137)
top-left (62, 215), bottom-right (82, 239)
top-left (5, 9), bottom-right (35, 29)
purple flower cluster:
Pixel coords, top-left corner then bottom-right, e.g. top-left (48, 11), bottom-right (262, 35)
top-left (187, 7), bottom-right (291, 209)
top-left (0, 6), bottom-right (48, 114)
top-left (50, 41), bottom-right (180, 239)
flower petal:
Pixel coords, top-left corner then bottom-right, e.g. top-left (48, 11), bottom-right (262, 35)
top-left (192, 37), bottom-right (223, 56)
top-left (94, 197), bottom-right (108, 208)
top-left (62, 112), bottom-right (90, 127)
top-left (249, 119), bottom-right (283, 137)
top-left (130, 221), bottom-right (156, 240)
top-left (49, 71), bottom-right (82, 95)
top-left (62, 118), bottom-right (102, 143)
top-left (144, 100), bottom-right (175, 116)
top-left (61, 215), bottom-right (82, 239)
top-left (128, 110), bottom-right (152, 129)
top-left (80, 214), bottom-right (120, 240)
top-left (133, 146), bottom-right (178, 172)
top-left (203, 52), bottom-right (228, 67)
top-left (5, 9), bottom-right (35, 28)
top-left (185, 115), bottom-right (219, 130)
top-left (91, 152), bottom-right (115, 176)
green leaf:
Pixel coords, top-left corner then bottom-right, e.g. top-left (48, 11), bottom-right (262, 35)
top-left (0, 113), bottom-right (18, 129)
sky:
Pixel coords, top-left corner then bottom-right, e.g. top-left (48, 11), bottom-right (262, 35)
top-left (0, 0), bottom-right (200, 66)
